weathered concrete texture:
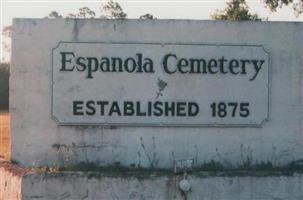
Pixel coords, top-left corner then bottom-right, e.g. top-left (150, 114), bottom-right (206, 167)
top-left (21, 172), bottom-right (303, 200)
top-left (1, 161), bottom-right (303, 200)
top-left (0, 160), bottom-right (28, 200)
top-left (11, 19), bottom-right (303, 168)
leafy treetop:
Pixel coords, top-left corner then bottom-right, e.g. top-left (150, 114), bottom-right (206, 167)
top-left (264, 0), bottom-right (303, 16)
top-left (211, 0), bottom-right (262, 21)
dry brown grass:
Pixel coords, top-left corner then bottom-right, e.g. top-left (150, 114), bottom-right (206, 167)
top-left (0, 112), bottom-right (10, 160)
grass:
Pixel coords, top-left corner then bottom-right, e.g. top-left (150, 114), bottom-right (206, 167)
top-left (26, 159), bottom-right (303, 179)
top-left (2, 110), bottom-right (303, 177)
top-left (30, 162), bottom-right (171, 179)
top-left (0, 111), bottom-right (10, 160)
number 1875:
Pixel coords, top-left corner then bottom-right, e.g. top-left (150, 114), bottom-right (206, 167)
top-left (210, 102), bottom-right (250, 118)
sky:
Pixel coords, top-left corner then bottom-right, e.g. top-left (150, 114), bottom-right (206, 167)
top-left (1, 0), bottom-right (303, 61)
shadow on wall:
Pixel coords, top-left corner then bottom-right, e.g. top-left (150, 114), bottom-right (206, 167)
top-left (0, 62), bottom-right (9, 111)
top-left (0, 62), bottom-right (10, 160)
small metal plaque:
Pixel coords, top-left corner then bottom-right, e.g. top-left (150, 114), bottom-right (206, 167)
top-left (174, 158), bottom-right (194, 174)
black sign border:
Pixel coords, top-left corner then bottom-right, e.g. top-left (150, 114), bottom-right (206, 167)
top-left (51, 41), bottom-right (270, 127)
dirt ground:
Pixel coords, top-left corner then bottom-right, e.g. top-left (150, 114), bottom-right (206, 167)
top-left (0, 112), bottom-right (10, 160)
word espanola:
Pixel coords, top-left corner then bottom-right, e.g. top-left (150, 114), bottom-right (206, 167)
top-left (59, 52), bottom-right (265, 81)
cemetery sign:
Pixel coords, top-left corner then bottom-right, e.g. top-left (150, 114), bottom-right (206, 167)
top-left (52, 42), bottom-right (269, 126)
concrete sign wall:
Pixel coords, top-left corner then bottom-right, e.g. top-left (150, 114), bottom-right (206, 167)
top-left (11, 19), bottom-right (303, 168)
top-left (52, 42), bottom-right (269, 126)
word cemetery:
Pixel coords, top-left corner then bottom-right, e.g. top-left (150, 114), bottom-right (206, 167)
top-left (52, 42), bottom-right (269, 126)
top-left (60, 52), bottom-right (264, 81)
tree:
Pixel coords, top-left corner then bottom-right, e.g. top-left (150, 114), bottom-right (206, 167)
top-left (264, 0), bottom-right (303, 16)
top-left (67, 7), bottom-right (96, 19)
top-left (139, 14), bottom-right (155, 20)
top-left (1, 26), bottom-right (12, 57)
top-left (1, 0), bottom-right (130, 58)
top-left (48, 11), bottom-right (62, 18)
top-left (102, 0), bottom-right (127, 19)
top-left (211, 0), bottom-right (261, 21)
top-left (51, 1), bottom-right (126, 19)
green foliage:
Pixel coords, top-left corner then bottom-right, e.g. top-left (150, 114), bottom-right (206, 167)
top-left (197, 160), bottom-right (225, 171)
top-left (239, 160), bottom-right (276, 171)
top-left (286, 160), bottom-right (303, 171)
top-left (139, 14), bottom-right (155, 20)
top-left (211, 0), bottom-right (261, 21)
top-left (28, 160), bottom-right (303, 177)
top-left (2, 26), bottom-right (12, 38)
top-left (48, 0), bottom-right (127, 20)
top-left (66, 7), bottom-right (96, 19)
top-left (48, 11), bottom-right (62, 18)
top-left (102, 0), bottom-right (127, 19)
top-left (264, 0), bottom-right (303, 16)
top-left (30, 162), bottom-right (171, 177)
top-left (2, 26), bottom-right (12, 54)
top-left (254, 161), bottom-right (275, 171)
top-left (0, 63), bottom-right (9, 111)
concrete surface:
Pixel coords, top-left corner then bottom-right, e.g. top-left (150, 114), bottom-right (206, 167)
top-left (22, 172), bottom-right (303, 200)
top-left (11, 19), bottom-right (303, 168)
top-left (1, 160), bottom-right (303, 200)
top-left (0, 161), bottom-right (303, 200)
